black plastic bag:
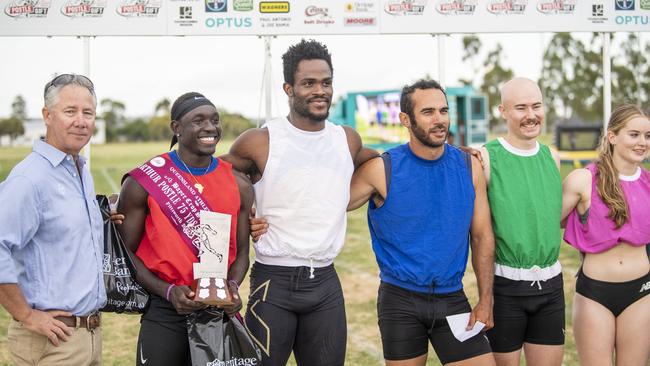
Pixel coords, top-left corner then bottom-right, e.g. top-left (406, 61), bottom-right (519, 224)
top-left (97, 195), bottom-right (149, 313)
top-left (188, 308), bottom-right (262, 366)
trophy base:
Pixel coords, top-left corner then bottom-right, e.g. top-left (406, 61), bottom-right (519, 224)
top-left (192, 277), bottom-right (234, 306)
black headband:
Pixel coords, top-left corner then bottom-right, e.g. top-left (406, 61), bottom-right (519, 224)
top-left (171, 95), bottom-right (215, 121)
top-left (170, 95), bottom-right (216, 149)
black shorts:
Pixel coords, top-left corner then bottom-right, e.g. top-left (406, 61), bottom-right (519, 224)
top-left (487, 282), bottom-right (565, 352)
top-left (244, 262), bottom-right (346, 366)
top-left (377, 282), bottom-right (492, 364)
top-left (576, 268), bottom-right (650, 317)
top-left (137, 295), bottom-right (192, 366)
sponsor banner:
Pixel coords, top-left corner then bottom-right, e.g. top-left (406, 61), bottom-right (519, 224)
top-left (4, 0), bottom-right (51, 18)
top-left (117, 0), bottom-right (163, 17)
top-left (436, 0), bottom-right (478, 15)
top-left (487, 0), bottom-right (528, 15)
top-left (1, 0), bottom-right (167, 35)
top-left (642, 0), bottom-right (650, 10)
top-left (614, 13), bottom-right (648, 25)
top-left (303, 5), bottom-right (335, 26)
top-left (2, 0), bottom-right (650, 36)
top-left (345, 1), bottom-right (375, 13)
top-left (258, 1), bottom-right (291, 29)
top-left (259, 1), bottom-right (289, 13)
top-left (205, 0), bottom-right (227, 13)
top-left (537, 0), bottom-right (577, 15)
top-left (615, 0), bottom-right (635, 11)
top-left (174, 5), bottom-right (198, 27)
top-left (587, 2), bottom-right (608, 24)
top-left (343, 16), bottom-right (376, 26)
top-left (61, 0), bottom-right (106, 18)
top-left (233, 0), bottom-right (253, 11)
top-left (384, 0), bottom-right (426, 16)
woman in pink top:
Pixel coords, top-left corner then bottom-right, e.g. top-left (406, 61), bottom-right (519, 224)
top-left (562, 104), bottom-right (650, 366)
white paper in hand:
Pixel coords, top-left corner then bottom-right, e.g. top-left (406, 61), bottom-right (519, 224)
top-left (445, 313), bottom-right (486, 342)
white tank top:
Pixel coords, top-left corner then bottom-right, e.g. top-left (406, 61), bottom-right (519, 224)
top-left (253, 117), bottom-right (353, 267)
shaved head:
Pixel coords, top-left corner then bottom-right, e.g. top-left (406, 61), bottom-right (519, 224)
top-left (499, 77), bottom-right (545, 142)
top-left (500, 77), bottom-right (542, 107)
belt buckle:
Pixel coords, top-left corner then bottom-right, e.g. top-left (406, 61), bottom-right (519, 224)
top-left (85, 314), bottom-right (93, 330)
top-left (85, 312), bottom-right (100, 330)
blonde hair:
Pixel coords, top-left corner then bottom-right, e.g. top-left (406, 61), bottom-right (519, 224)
top-left (595, 104), bottom-right (649, 228)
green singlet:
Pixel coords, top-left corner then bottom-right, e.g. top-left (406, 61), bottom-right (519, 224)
top-left (486, 138), bottom-right (562, 275)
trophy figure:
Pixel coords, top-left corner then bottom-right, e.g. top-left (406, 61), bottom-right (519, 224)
top-left (188, 211), bottom-right (233, 306)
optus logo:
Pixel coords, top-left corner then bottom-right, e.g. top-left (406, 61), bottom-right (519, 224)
top-left (205, 17), bottom-right (252, 27)
top-left (615, 14), bottom-right (648, 24)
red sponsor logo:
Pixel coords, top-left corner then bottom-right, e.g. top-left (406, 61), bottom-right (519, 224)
top-left (65, 4), bottom-right (90, 13)
top-left (120, 4), bottom-right (144, 13)
top-left (490, 2), bottom-right (512, 11)
top-left (540, 2), bottom-right (561, 10)
top-left (8, 5), bottom-right (34, 14)
top-left (5, 1), bottom-right (50, 17)
top-left (488, 1), bottom-right (527, 13)
top-left (344, 16), bottom-right (375, 25)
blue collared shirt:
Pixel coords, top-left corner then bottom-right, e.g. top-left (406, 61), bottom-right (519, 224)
top-left (0, 139), bottom-right (106, 315)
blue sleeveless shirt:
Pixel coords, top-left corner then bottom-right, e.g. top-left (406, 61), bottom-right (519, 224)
top-left (368, 143), bottom-right (475, 294)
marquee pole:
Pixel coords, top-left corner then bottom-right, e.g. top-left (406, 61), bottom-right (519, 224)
top-left (602, 32), bottom-right (611, 132)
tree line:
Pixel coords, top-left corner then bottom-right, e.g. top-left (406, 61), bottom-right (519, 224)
top-left (0, 97), bottom-right (254, 146)
top-left (0, 96), bottom-right (26, 145)
top-left (100, 98), bottom-right (254, 143)
top-left (2, 33), bottom-right (648, 145)
top-left (460, 32), bottom-right (650, 128)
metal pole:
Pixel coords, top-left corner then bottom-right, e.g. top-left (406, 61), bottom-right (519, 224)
top-left (540, 33), bottom-right (547, 135)
top-left (637, 32), bottom-right (642, 106)
top-left (437, 34), bottom-right (446, 88)
top-left (602, 32), bottom-right (611, 132)
top-left (263, 35), bottom-right (273, 126)
top-left (82, 36), bottom-right (91, 166)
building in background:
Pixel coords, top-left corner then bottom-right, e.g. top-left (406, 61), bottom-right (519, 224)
top-left (330, 86), bottom-right (488, 149)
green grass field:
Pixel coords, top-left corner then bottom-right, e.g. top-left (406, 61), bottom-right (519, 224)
top-left (0, 141), bottom-right (584, 366)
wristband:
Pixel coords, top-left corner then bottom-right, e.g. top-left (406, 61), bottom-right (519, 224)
top-left (228, 280), bottom-right (239, 290)
top-left (165, 284), bottom-right (176, 302)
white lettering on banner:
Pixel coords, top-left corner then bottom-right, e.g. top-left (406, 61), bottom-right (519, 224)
top-left (142, 164), bottom-right (212, 232)
top-left (206, 358), bottom-right (258, 366)
top-left (138, 165), bottom-right (162, 184)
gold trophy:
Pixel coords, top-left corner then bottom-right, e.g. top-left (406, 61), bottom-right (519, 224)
top-left (189, 211), bottom-right (233, 306)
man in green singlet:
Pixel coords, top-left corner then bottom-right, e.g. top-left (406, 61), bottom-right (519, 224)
top-left (479, 77), bottom-right (564, 366)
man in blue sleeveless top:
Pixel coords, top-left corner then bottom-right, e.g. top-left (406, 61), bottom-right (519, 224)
top-left (348, 79), bottom-right (496, 366)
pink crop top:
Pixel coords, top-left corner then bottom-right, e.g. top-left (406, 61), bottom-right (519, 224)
top-left (564, 163), bottom-right (650, 253)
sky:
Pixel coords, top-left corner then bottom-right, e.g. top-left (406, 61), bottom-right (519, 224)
top-left (0, 32), bottom-right (642, 121)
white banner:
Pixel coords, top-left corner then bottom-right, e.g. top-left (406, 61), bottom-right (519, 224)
top-left (0, 0), bottom-right (648, 36)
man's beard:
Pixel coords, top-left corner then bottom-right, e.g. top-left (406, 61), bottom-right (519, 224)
top-left (411, 117), bottom-right (447, 148)
top-left (293, 98), bottom-right (330, 122)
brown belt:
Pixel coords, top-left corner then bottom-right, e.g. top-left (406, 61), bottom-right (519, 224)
top-left (55, 312), bottom-right (101, 330)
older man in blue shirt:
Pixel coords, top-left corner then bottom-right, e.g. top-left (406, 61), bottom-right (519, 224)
top-left (0, 74), bottom-right (106, 366)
